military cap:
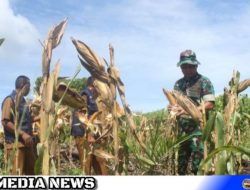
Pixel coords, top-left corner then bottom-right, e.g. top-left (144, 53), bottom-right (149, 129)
top-left (177, 50), bottom-right (200, 67)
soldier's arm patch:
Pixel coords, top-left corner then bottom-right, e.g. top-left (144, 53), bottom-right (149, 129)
top-left (203, 94), bottom-right (215, 102)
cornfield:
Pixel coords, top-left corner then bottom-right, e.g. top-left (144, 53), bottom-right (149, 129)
top-left (0, 19), bottom-right (250, 175)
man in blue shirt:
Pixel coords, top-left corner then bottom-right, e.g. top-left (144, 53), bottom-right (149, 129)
top-left (71, 76), bottom-right (107, 175)
top-left (1, 75), bottom-right (36, 175)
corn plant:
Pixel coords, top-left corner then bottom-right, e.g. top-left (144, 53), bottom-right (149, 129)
top-left (163, 70), bottom-right (250, 175)
top-left (39, 18), bottom-right (67, 175)
top-left (199, 71), bottom-right (250, 175)
top-left (120, 110), bottom-right (196, 175)
top-left (71, 38), bottom-right (149, 175)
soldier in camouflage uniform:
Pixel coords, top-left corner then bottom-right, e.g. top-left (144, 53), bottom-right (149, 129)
top-left (169, 50), bottom-right (215, 175)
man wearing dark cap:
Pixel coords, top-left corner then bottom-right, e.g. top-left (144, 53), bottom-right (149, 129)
top-left (1, 75), bottom-right (36, 175)
top-left (169, 50), bottom-right (215, 175)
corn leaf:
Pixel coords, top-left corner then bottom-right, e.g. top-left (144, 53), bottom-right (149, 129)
top-left (34, 143), bottom-right (44, 175)
top-left (199, 145), bottom-right (250, 173)
top-left (50, 159), bottom-right (57, 175)
top-left (137, 155), bottom-right (156, 166)
top-left (50, 18), bottom-right (68, 49)
top-left (215, 112), bottom-right (224, 147)
top-left (71, 38), bottom-right (109, 83)
top-left (243, 113), bottom-right (250, 119)
top-left (215, 155), bottom-right (227, 175)
top-left (93, 149), bottom-right (115, 160)
top-left (202, 111), bottom-right (216, 141)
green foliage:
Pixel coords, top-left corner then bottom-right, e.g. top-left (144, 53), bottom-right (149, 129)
top-left (199, 145), bottom-right (250, 173)
top-left (143, 109), bottom-right (167, 120)
top-left (228, 94), bottom-right (250, 148)
top-left (0, 148), bottom-right (4, 169)
top-left (215, 112), bottom-right (225, 147)
top-left (34, 77), bottom-right (42, 94)
top-left (214, 94), bottom-right (250, 148)
top-left (34, 144), bottom-right (44, 175)
top-left (58, 124), bottom-right (72, 144)
top-left (68, 168), bottom-right (84, 175)
top-left (120, 109), bottom-right (196, 175)
top-left (202, 111), bottom-right (216, 142)
top-left (214, 95), bottom-right (224, 112)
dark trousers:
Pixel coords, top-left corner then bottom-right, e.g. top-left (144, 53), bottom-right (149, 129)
top-left (6, 143), bottom-right (35, 175)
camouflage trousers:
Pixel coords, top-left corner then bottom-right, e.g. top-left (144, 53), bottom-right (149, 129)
top-left (177, 117), bottom-right (204, 175)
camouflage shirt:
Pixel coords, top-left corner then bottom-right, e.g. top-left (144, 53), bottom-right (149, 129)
top-left (174, 73), bottom-right (215, 105)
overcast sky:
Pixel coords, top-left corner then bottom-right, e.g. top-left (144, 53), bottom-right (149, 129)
top-left (1, 0), bottom-right (250, 113)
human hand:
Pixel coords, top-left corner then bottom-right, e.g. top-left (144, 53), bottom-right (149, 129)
top-left (80, 123), bottom-right (87, 129)
top-left (167, 104), bottom-right (172, 112)
top-left (87, 133), bottom-right (96, 144)
top-left (175, 106), bottom-right (188, 116)
top-left (168, 105), bottom-right (187, 116)
top-left (21, 132), bottom-right (33, 147)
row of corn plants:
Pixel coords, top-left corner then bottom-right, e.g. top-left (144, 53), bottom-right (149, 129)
top-left (199, 71), bottom-right (250, 175)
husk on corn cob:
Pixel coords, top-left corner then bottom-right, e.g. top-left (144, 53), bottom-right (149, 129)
top-left (71, 37), bottom-right (110, 83)
top-left (163, 88), bottom-right (176, 105)
top-left (53, 83), bottom-right (87, 109)
top-left (237, 79), bottom-right (250, 93)
top-left (172, 90), bottom-right (202, 123)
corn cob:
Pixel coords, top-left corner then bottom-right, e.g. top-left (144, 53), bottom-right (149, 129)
top-left (163, 88), bottom-right (176, 105)
top-left (238, 79), bottom-right (250, 93)
top-left (172, 90), bottom-right (202, 123)
top-left (93, 80), bottom-right (113, 108)
top-left (53, 83), bottom-right (87, 109)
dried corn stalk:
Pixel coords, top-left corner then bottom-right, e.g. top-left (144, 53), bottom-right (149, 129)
top-left (13, 84), bottom-right (28, 174)
top-left (110, 61), bottom-right (147, 152)
top-left (93, 149), bottom-right (115, 159)
top-left (53, 83), bottom-right (87, 109)
top-left (71, 38), bottom-right (109, 83)
top-left (224, 71), bottom-right (240, 145)
top-left (108, 45), bottom-right (119, 175)
top-left (72, 38), bottom-right (148, 174)
top-left (105, 46), bottom-right (147, 151)
top-left (40, 18), bottom-right (67, 175)
top-left (114, 101), bottom-right (125, 118)
top-left (224, 88), bottom-right (237, 131)
top-left (93, 80), bottom-right (113, 109)
top-left (30, 94), bottom-right (41, 136)
top-left (138, 116), bottom-right (149, 143)
top-left (71, 38), bottom-right (113, 110)
top-left (42, 19), bottom-right (67, 78)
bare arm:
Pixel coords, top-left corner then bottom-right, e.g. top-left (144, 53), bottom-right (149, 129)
top-left (2, 120), bottom-right (33, 146)
top-left (1, 98), bottom-right (33, 146)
